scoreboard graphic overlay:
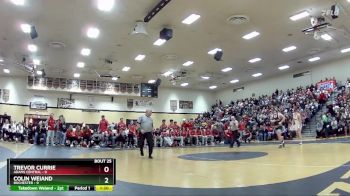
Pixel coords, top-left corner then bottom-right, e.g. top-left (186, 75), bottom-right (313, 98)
top-left (7, 158), bottom-right (116, 192)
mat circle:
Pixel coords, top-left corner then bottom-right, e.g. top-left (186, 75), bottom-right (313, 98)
top-left (178, 151), bottom-right (268, 161)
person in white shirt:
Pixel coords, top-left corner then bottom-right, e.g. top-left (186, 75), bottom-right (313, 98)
top-left (15, 122), bottom-right (25, 143)
top-left (1, 119), bottom-right (10, 141)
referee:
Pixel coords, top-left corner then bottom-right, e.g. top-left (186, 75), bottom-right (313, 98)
top-left (137, 109), bottom-right (154, 159)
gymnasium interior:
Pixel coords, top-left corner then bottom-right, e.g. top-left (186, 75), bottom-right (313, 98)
top-left (1, 0), bottom-right (350, 195)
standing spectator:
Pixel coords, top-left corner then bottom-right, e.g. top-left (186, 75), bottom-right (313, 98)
top-left (137, 109), bottom-right (154, 159)
top-left (46, 113), bottom-right (56, 146)
top-left (57, 115), bottom-right (67, 146)
top-left (98, 115), bottom-right (109, 133)
top-left (229, 116), bottom-right (240, 148)
top-left (127, 120), bottom-right (137, 148)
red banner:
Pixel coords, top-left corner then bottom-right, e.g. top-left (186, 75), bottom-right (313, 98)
top-left (316, 79), bottom-right (336, 92)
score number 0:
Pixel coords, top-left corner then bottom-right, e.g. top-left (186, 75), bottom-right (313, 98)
top-left (104, 166), bottom-right (109, 184)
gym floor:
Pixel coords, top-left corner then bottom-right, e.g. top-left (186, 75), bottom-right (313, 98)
top-left (1, 138), bottom-right (350, 196)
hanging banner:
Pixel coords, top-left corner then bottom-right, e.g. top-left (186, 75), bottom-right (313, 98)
top-left (57, 98), bottom-right (75, 108)
top-left (134, 99), bottom-right (153, 107)
top-left (316, 79), bottom-right (337, 92)
top-left (179, 100), bottom-right (193, 109)
top-left (170, 100), bottom-right (177, 112)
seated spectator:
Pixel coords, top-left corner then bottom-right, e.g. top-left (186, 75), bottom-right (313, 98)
top-left (82, 125), bottom-right (92, 148)
top-left (15, 122), bottom-right (25, 143)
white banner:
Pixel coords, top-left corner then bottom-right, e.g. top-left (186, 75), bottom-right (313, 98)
top-left (134, 99), bottom-right (153, 107)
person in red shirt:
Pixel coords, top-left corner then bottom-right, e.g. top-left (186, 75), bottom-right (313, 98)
top-left (181, 129), bottom-right (189, 145)
top-left (117, 118), bottom-right (126, 132)
top-left (181, 119), bottom-right (188, 131)
top-left (127, 120), bottom-right (137, 148)
top-left (188, 119), bottom-right (194, 130)
top-left (173, 121), bottom-right (180, 130)
top-left (75, 125), bottom-right (83, 146)
top-left (98, 115), bottom-right (109, 133)
top-left (212, 129), bottom-right (220, 144)
top-left (196, 128), bottom-right (204, 145)
top-left (66, 126), bottom-right (77, 147)
top-left (189, 129), bottom-right (198, 146)
top-left (160, 119), bottom-right (168, 131)
top-left (46, 113), bottom-right (56, 146)
top-left (172, 129), bottom-right (183, 146)
top-left (168, 119), bottom-right (175, 129)
top-left (204, 129), bottom-right (214, 145)
top-left (82, 125), bottom-right (92, 148)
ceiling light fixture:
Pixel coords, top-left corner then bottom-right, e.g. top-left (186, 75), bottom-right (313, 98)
top-left (242, 31), bottom-right (260, 40)
top-left (112, 77), bottom-right (118, 81)
top-left (252, 73), bottom-right (263, 77)
top-left (148, 79), bottom-right (156, 84)
top-left (249, 58), bottom-right (262, 63)
top-left (97, 0), bottom-right (114, 12)
top-left (81, 48), bottom-right (91, 56)
top-left (209, 85), bottom-right (217, 89)
top-left (36, 70), bottom-right (43, 75)
top-left (74, 73), bottom-right (80, 78)
top-left (0, 58), bottom-right (3, 62)
top-left (77, 62), bottom-right (85, 68)
top-left (282, 45), bottom-right (297, 52)
top-left (221, 67), bottom-right (232, 72)
top-left (28, 44), bottom-right (38, 52)
top-left (181, 82), bottom-right (189, 87)
top-left (290, 10), bottom-right (310, 21)
top-left (183, 61), bottom-right (194, 66)
top-left (208, 48), bottom-right (222, 55)
top-left (33, 59), bottom-right (40, 65)
top-left (87, 27), bottom-right (100, 39)
top-left (162, 71), bottom-right (173, 77)
top-left (308, 57), bottom-right (320, 62)
top-left (201, 76), bottom-right (210, 80)
top-left (122, 66), bottom-right (130, 72)
top-left (20, 23), bottom-right (31, 33)
top-left (230, 79), bottom-right (239, 84)
top-left (341, 48), bottom-right (350, 53)
top-left (153, 38), bottom-right (166, 46)
top-left (321, 33), bottom-right (332, 41)
top-left (135, 54), bottom-right (146, 61)
top-left (11, 0), bottom-right (25, 6)
top-left (3, 69), bottom-right (10, 74)
top-left (278, 65), bottom-right (290, 70)
top-left (182, 14), bottom-right (201, 25)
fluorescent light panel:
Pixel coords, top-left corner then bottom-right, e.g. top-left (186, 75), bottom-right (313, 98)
top-left (249, 58), bottom-right (261, 63)
top-left (321, 33), bottom-right (332, 41)
top-left (221, 67), bottom-right (232, 72)
top-left (341, 48), bottom-right (350, 53)
top-left (209, 85), bottom-right (217, 89)
top-left (282, 45), bottom-right (297, 52)
top-left (252, 73), bottom-right (262, 77)
top-left (278, 65), bottom-right (290, 70)
top-left (36, 70), bottom-right (43, 75)
top-left (290, 10), bottom-right (310, 21)
top-left (21, 24), bottom-right (31, 33)
top-left (308, 57), bottom-right (320, 62)
top-left (77, 62), bottom-right (85, 68)
top-left (87, 27), bottom-right (100, 38)
top-left (97, 0), bottom-right (114, 12)
top-left (148, 79), bottom-right (156, 84)
top-left (3, 69), bottom-right (10, 74)
top-left (230, 79), bottom-right (239, 84)
top-left (74, 73), bottom-right (80, 78)
top-left (183, 61), bottom-right (194, 66)
top-left (33, 59), bottom-right (40, 65)
top-left (11, 0), bottom-right (25, 6)
top-left (162, 71), bottom-right (173, 77)
top-left (208, 48), bottom-right (222, 55)
top-left (28, 44), bottom-right (38, 52)
top-left (201, 76), bottom-right (210, 80)
top-left (181, 83), bottom-right (189, 87)
top-left (135, 54), bottom-right (146, 61)
top-left (122, 66), bottom-right (130, 72)
top-left (242, 31), bottom-right (260, 40)
top-left (153, 39), bottom-right (166, 46)
top-left (112, 77), bottom-right (118, 81)
top-left (81, 48), bottom-right (91, 56)
top-left (182, 14), bottom-right (201, 25)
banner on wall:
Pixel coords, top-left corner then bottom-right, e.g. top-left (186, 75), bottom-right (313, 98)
top-left (179, 100), bottom-right (193, 109)
top-left (134, 99), bottom-right (153, 107)
top-left (316, 79), bottom-right (337, 92)
top-left (29, 101), bottom-right (47, 110)
top-left (57, 98), bottom-right (75, 108)
top-left (170, 100), bottom-right (177, 112)
top-left (88, 96), bottom-right (95, 109)
top-left (0, 89), bottom-right (10, 103)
